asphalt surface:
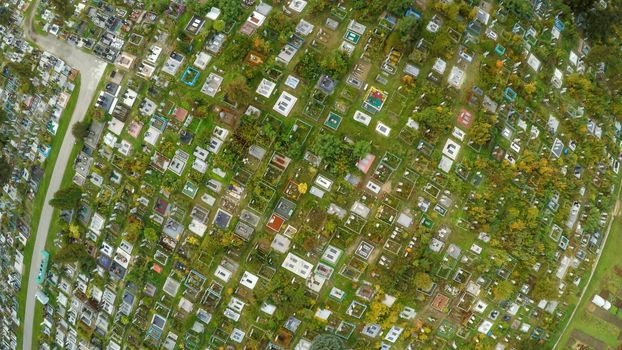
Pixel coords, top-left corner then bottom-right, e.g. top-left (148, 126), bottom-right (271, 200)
top-left (21, 2), bottom-right (107, 349)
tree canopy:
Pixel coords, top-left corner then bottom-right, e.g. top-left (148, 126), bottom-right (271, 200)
top-left (413, 106), bottom-right (453, 139)
top-left (414, 272), bottom-right (433, 290)
top-left (223, 76), bottom-right (251, 106)
top-left (311, 133), bottom-right (359, 176)
top-left (0, 6), bottom-right (12, 26)
top-left (310, 334), bottom-right (344, 350)
top-left (296, 51), bottom-right (351, 82)
top-left (0, 157), bottom-right (11, 186)
top-left (54, 243), bottom-right (96, 274)
top-left (72, 120), bottom-right (91, 140)
top-left (49, 185), bottom-right (83, 210)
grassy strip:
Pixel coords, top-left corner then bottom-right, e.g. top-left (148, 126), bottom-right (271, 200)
top-left (15, 75), bottom-right (81, 350)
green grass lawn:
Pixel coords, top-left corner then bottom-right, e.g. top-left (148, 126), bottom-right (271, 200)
top-left (15, 76), bottom-right (80, 350)
top-left (555, 216), bottom-right (622, 349)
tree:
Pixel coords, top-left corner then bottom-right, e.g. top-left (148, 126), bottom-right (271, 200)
top-left (566, 73), bottom-right (592, 98)
top-left (320, 51), bottom-right (350, 79)
top-left (312, 133), bottom-right (344, 162)
top-left (396, 16), bottom-right (422, 47)
top-left (324, 219), bottom-right (337, 234)
top-left (469, 119), bottom-right (493, 146)
top-left (505, 0), bottom-right (532, 18)
top-left (414, 272), bottom-right (433, 290)
top-left (585, 5), bottom-right (622, 43)
top-left (531, 276), bottom-right (558, 301)
top-left (0, 6), bottom-right (12, 26)
top-left (54, 243), bottom-right (95, 272)
top-left (586, 45), bottom-right (622, 92)
top-left (265, 12), bottom-right (294, 36)
top-left (223, 36), bottom-right (252, 62)
top-left (49, 185), bottom-right (82, 209)
top-left (413, 106), bottom-right (453, 139)
top-left (296, 51), bottom-right (322, 82)
top-left (433, 2), bottom-right (460, 18)
top-left (215, 0), bottom-right (242, 22)
top-left (353, 140), bottom-right (371, 159)
top-left (366, 292), bottom-right (389, 322)
top-left (223, 76), bottom-right (251, 106)
top-left (310, 0), bottom-right (333, 14)
top-left (144, 228), bottom-right (159, 242)
top-left (583, 206), bottom-right (601, 233)
top-left (152, 0), bottom-right (169, 13)
top-left (351, 0), bottom-right (385, 21)
top-left (213, 19), bottom-right (225, 32)
top-left (72, 120), bottom-right (90, 139)
top-left (523, 82), bottom-right (537, 96)
top-left (8, 61), bottom-right (33, 78)
top-left (310, 334), bottom-right (344, 350)
top-left (493, 280), bottom-right (514, 301)
top-left (564, 0), bottom-right (598, 12)
top-left (387, 0), bottom-right (411, 15)
top-left (402, 74), bottom-right (414, 86)
top-left (430, 33), bottom-right (453, 59)
top-left (68, 224), bottom-right (81, 240)
top-left (124, 218), bottom-right (144, 242)
top-left (310, 134), bottom-right (359, 176)
top-left (297, 183), bottom-right (308, 194)
top-left (50, 0), bottom-right (75, 18)
top-left (0, 157), bottom-right (11, 186)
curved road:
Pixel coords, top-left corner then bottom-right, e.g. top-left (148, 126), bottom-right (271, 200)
top-left (21, 2), bottom-right (107, 349)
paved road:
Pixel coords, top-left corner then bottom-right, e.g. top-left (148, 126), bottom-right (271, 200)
top-left (21, 2), bottom-right (107, 349)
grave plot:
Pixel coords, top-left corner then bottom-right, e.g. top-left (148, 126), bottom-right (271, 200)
top-left (343, 213), bottom-right (367, 234)
top-left (248, 181), bottom-right (275, 214)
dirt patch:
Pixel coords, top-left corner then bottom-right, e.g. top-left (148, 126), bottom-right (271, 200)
top-left (567, 329), bottom-right (607, 350)
top-left (586, 303), bottom-right (597, 313)
top-left (590, 305), bottom-right (622, 329)
top-left (381, 181), bottom-right (392, 194)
